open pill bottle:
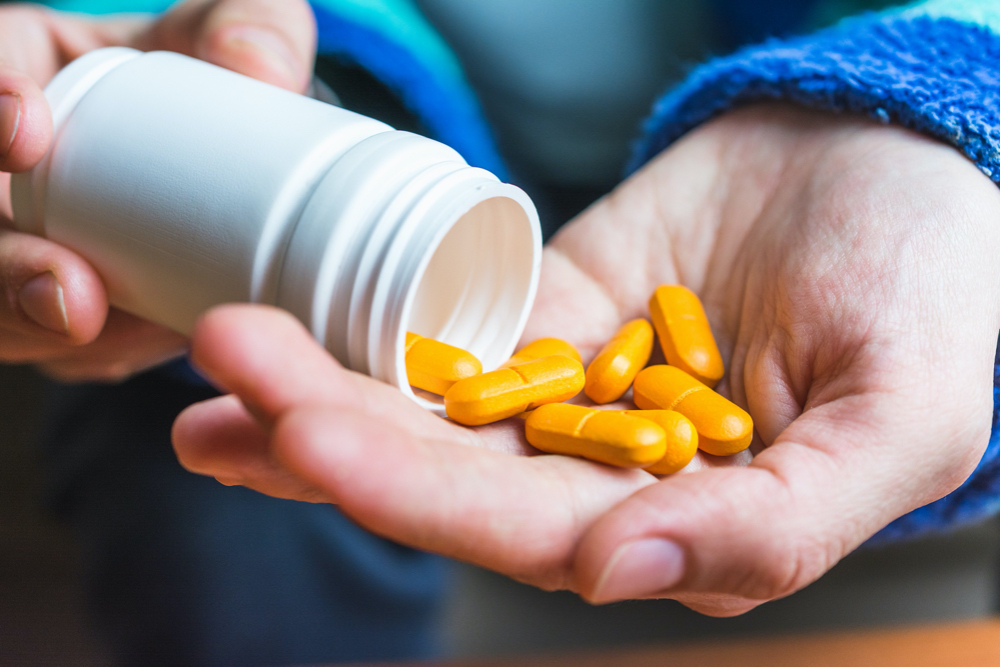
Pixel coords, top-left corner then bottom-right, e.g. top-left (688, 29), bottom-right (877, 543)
top-left (10, 47), bottom-right (541, 413)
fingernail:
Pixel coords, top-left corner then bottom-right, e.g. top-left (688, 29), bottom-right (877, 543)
top-left (591, 538), bottom-right (685, 604)
top-left (218, 26), bottom-right (304, 89)
top-left (18, 271), bottom-right (69, 334)
top-left (0, 92), bottom-right (21, 156)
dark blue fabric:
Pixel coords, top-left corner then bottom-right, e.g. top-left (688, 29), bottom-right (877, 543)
top-left (708, 0), bottom-right (819, 47)
top-left (309, 2), bottom-right (507, 179)
top-left (158, 355), bottom-right (211, 385)
top-left (631, 12), bottom-right (1000, 540)
top-left (43, 372), bottom-right (448, 666)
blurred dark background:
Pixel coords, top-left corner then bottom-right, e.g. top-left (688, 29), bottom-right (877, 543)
top-left (0, 365), bottom-right (110, 665)
top-left (3, 363), bottom-right (999, 665)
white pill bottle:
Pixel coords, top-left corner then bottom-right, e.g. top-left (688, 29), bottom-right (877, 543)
top-left (11, 47), bottom-right (541, 412)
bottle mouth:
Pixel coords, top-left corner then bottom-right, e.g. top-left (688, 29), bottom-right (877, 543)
top-left (391, 189), bottom-right (540, 413)
top-left (277, 131), bottom-right (541, 416)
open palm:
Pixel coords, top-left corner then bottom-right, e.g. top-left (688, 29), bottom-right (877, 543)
top-left (173, 104), bottom-right (1000, 615)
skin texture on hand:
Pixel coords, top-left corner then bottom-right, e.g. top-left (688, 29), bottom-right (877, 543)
top-left (0, 0), bottom-right (316, 382)
top-left (173, 104), bottom-right (1000, 615)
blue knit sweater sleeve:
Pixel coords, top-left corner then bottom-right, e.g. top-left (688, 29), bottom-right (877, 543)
top-left (630, 0), bottom-right (1000, 543)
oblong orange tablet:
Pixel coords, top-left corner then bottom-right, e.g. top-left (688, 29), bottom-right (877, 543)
top-left (622, 410), bottom-right (698, 474)
top-left (526, 404), bottom-right (667, 468)
top-left (649, 285), bottom-right (724, 387)
top-left (405, 332), bottom-right (482, 396)
top-left (632, 365), bottom-right (752, 456)
top-left (501, 337), bottom-right (582, 367)
top-left (444, 355), bottom-right (585, 426)
top-left (585, 319), bottom-right (654, 404)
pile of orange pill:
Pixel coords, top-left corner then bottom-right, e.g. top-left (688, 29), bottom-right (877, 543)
top-left (403, 285), bottom-right (752, 475)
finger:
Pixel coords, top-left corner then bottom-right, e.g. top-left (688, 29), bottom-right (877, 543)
top-left (0, 7), bottom-right (155, 223)
top-left (188, 304), bottom-right (657, 589)
top-left (574, 390), bottom-right (991, 611)
top-left (0, 5), bottom-right (151, 84)
top-left (189, 304), bottom-right (446, 436)
top-left (140, 0), bottom-right (317, 92)
top-left (0, 58), bottom-right (51, 174)
top-left (179, 304), bottom-right (532, 494)
top-left (35, 309), bottom-right (187, 382)
top-left (0, 6), bottom-right (144, 176)
top-left (0, 229), bottom-right (107, 358)
top-left (271, 403), bottom-right (655, 589)
top-left (173, 394), bottom-right (331, 501)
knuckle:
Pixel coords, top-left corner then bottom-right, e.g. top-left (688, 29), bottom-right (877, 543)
top-left (938, 421), bottom-right (993, 494)
top-left (0, 337), bottom-right (65, 365)
top-left (37, 360), bottom-right (134, 384)
top-left (722, 470), bottom-right (843, 603)
top-left (741, 531), bottom-right (833, 602)
top-left (676, 594), bottom-right (764, 618)
top-left (272, 0), bottom-right (313, 20)
top-left (0, 5), bottom-right (44, 24)
top-left (922, 388), bottom-right (995, 499)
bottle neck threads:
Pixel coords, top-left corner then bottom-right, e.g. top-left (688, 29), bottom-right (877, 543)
top-left (277, 132), bottom-right (541, 411)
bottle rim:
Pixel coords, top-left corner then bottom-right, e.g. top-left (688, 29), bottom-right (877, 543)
top-left (278, 132), bottom-right (541, 413)
top-left (376, 177), bottom-right (540, 413)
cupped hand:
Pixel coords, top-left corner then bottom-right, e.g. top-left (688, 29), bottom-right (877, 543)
top-left (0, 0), bottom-right (315, 381)
top-left (172, 104), bottom-right (1000, 614)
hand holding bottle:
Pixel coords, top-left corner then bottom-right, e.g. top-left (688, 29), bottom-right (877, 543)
top-left (0, 0), bottom-right (316, 381)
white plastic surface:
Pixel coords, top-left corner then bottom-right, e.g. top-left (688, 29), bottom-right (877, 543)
top-left (11, 47), bottom-right (141, 234)
top-left (385, 184), bottom-right (539, 412)
top-left (11, 47), bottom-right (542, 409)
top-left (14, 48), bottom-right (390, 333)
top-left (278, 131), bottom-right (541, 411)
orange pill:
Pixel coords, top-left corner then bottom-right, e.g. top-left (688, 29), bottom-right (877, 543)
top-left (585, 319), bottom-right (654, 404)
top-left (445, 355), bottom-right (585, 426)
top-left (632, 365), bottom-right (752, 456)
top-left (526, 404), bottom-right (667, 468)
top-left (502, 337), bottom-right (582, 367)
top-left (622, 410), bottom-right (698, 474)
top-left (404, 332), bottom-right (482, 396)
top-left (649, 285), bottom-right (724, 387)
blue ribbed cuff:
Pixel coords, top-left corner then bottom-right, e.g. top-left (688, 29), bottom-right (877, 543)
top-left (631, 14), bottom-right (1000, 182)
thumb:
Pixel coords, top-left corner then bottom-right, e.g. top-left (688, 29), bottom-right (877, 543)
top-left (573, 391), bottom-right (989, 612)
top-left (140, 0), bottom-right (317, 93)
